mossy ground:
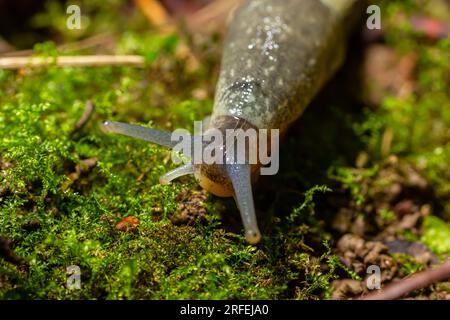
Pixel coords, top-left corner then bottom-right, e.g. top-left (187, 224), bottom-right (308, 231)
top-left (0, 0), bottom-right (449, 299)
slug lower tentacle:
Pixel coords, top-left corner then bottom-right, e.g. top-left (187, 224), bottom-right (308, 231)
top-left (102, 0), bottom-right (362, 244)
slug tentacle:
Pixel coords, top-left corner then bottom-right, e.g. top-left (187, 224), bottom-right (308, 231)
top-left (101, 121), bottom-right (182, 149)
top-left (102, 120), bottom-right (199, 186)
top-left (226, 163), bottom-right (261, 244)
top-left (159, 163), bottom-right (195, 185)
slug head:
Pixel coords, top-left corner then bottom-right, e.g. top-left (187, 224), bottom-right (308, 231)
top-left (101, 116), bottom-right (262, 244)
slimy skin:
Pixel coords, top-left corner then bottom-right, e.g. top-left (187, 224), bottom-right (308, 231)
top-left (213, 0), bottom-right (359, 132)
top-left (102, 0), bottom-right (362, 244)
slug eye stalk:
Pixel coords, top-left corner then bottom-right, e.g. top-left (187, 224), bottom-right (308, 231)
top-left (101, 121), bottom-right (179, 149)
top-left (159, 163), bottom-right (195, 185)
top-left (226, 164), bottom-right (261, 244)
top-left (101, 120), bottom-right (262, 244)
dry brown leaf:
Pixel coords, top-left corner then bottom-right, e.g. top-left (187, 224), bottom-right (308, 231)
top-left (116, 216), bottom-right (140, 232)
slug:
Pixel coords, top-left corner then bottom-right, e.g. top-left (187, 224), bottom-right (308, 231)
top-left (102, 0), bottom-right (363, 244)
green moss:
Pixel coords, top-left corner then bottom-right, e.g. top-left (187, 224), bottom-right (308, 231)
top-left (421, 216), bottom-right (450, 255)
top-left (358, 1), bottom-right (450, 209)
top-left (392, 253), bottom-right (426, 276)
top-left (328, 166), bottom-right (379, 206)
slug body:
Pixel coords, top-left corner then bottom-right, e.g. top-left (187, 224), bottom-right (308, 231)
top-left (102, 0), bottom-right (362, 244)
top-left (212, 0), bottom-right (358, 132)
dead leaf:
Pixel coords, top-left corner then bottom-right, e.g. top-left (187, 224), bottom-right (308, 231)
top-left (116, 216), bottom-right (140, 232)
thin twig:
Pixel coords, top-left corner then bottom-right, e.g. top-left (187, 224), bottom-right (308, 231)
top-left (0, 36), bottom-right (15, 54)
top-left (0, 55), bottom-right (145, 69)
top-left (361, 260), bottom-right (450, 300)
top-left (74, 100), bottom-right (95, 132)
top-left (57, 33), bottom-right (117, 53)
top-left (0, 33), bottom-right (117, 57)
